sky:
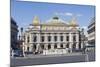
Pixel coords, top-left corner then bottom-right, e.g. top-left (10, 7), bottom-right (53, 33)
top-left (11, 0), bottom-right (95, 31)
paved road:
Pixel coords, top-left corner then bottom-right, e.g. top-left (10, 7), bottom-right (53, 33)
top-left (11, 54), bottom-right (85, 66)
top-left (86, 49), bottom-right (95, 61)
top-left (11, 50), bottom-right (95, 67)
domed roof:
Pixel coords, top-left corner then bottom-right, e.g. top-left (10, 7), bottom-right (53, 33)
top-left (53, 16), bottom-right (59, 20)
top-left (46, 16), bottom-right (67, 25)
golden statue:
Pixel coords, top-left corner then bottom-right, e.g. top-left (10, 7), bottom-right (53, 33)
top-left (32, 16), bottom-right (40, 25)
top-left (69, 16), bottom-right (78, 26)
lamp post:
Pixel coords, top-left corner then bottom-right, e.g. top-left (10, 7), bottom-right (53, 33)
top-left (20, 27), bottom-right (25, 57)
top-left (78, 28), bottom-right (81, 51)
top-left (81, 28), bottom-right (86, 54)
top-left (78, 27), bottom-right (86, 53)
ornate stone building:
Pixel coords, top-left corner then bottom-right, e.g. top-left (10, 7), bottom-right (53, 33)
top-left (11, 18), bottom-right (18, 50)
top-left (22, 16), bottom-right (83, 55)
top-left (87, 17), bottom-right (95, 46)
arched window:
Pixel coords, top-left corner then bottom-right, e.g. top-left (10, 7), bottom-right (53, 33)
top-left (79, 42), bottom-right (81, 49)
top-left (54, 44), bottom-right (57, 49)
top-left (27, 47), bottom-right (29, 51)
top-left (41, 36), bottom-right (44, 42)
top-left (73, 43), bottom-right (76, 49)
top-left (33, 44), bottom-right (36, 50)
top-left (48, 44), bottom-right (51, 49)
top-left (27, 36), bottom-right (30, 43)
top-left (41, 44), bottom-right (44, 49)
top-left (54, 36), bottom-right (57, 41)
top-left (60, 44), bottom-right (63, 48)
top-left (48, 36), bottom-right (51, 42)
top-left (33, 36), bottom-right (37, 42)
top-left (66, 43), bottom-right (69, 48)
top-left (66, 36), bottom-right (69, 41)
top-left (73, 35), bottom-right (76, 41)
top-left (60, 36), bottom-right (63, 41)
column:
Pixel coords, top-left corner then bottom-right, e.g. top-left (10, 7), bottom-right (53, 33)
top-left (45, 33), bottom-right (48, 43)
top-left (63, 33), bottom-right (66, 48)
top-left (69, 33), bottom-right (72, 53)
top-left (51, 33), bottom-right (54, 50)
top-left (29, 33), bottom-right (33, 52)
top-left (51, 44), bottom-right (54, 50)
top-left (44, 33), bottom-right (48, 50)
top-left (30, 33), bottom-right (32, 43)
top-left (24, 34), bottom-right (28, 53)
top-left (24, 44), bottom-right (27, 52)
top-left (37, 33), bottom-right (40, 43)
top-left (44, 43), bottom-right (48, 55)
top-left (36, 44), bottom-right (39, 52)
top-left (25, 35), bottom-right (27, 43)
top-left (63, 33), bottom-right (66, 42)
top-left (51, 33), bottom-right (54, 43)
top-left (76, 33), bottom-right (79, 49)
top-left (69, 33), bottom-right (72, 46)
top-left (29, 44), bottom-right (33, 52)
top-left (36, 33), bottom-right (40, 52)
top-left (57, 33), bottom-right (60, 48)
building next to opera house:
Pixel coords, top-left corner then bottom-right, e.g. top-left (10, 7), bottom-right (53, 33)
top-left (11, 18), bottom-right (19, 51)
top-left (21, 16), bottom-right (85, 55)
top-left (87, 17), bottom-right (95, 46)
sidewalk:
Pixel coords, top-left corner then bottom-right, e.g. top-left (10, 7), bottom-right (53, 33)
top-left (13, 52), bottom-right (84, 59)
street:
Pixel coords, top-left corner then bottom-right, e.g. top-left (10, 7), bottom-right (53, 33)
top-left (10, 50), bottom-right (95, 67)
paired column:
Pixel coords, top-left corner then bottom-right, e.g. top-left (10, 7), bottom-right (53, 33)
top-left (69, 33), bottom-right (72, 52)
top-left (36, 33), bottom-right (41, 52)
top-left (30, 33), bottom-right (33, 43)
top-left (76, 33), bottom-right (79, 49)
top-left (25, 34), bottom-right (28, 43)
top-left (29, 33), bottom-right (33, 52)
top-left (24, 34), bottom-right (28, 52)
top-left (63, 33), bottom-right (66, 48)
top-left (51, 33), bottom-right (54, 49)
top-left (57, 33), bottom-right (60, 48)
top-left (44, 33), bottom-right (48, 50)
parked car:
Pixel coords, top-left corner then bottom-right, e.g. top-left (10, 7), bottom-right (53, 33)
top-left (12, 49), bottom-right (24, 57)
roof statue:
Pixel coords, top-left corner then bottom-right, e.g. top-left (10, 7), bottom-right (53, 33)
top-left (32, 16), bottom-right (40, 25)
top-left (69, 16), bottom-right (78, 26)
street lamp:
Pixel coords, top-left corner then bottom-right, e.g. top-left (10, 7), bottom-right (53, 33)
top-left (78, 27), bottom-right (86, 53)
top-left (20, 27), bottom-right (25, 57)
top-left (81, 28), bottom-right (86, 54)
top-left (78, 28), bottom-right (81, 51)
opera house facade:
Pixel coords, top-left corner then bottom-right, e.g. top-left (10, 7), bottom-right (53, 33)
top-left (22, 16), bottom-right (84, 55)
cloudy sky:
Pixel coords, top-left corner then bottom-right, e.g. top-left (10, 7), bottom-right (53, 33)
top-left (11, 0), bottom-right (95, 30)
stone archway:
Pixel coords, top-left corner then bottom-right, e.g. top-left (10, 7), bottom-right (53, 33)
top-left (60, 44), bottom-right (63, 48)
top-left (48, 44), bottom-right (51, 50)
top-left (41, 44), bottom-right (44, 49)
top-left (33, 44), bottom-right (36, 52)
top-left (54, 44), bottom-right (57, 49)
top-left (66, 43), bottom-right (69, 48)
top-left (72, 43), bottom-right (76, 49)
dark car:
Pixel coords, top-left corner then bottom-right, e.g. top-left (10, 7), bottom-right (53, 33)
top-left (13, 49), bottom-right (24, 57)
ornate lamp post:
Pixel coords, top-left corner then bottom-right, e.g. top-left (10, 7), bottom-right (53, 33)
top-left (78, 27), bottom-right (86, 53)
top-left (20, 27), bottom-right (25, 57)
top-left (78, 28), bottom-right (81, 51)
top-left (81, 28), bottom-right (86, 54)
